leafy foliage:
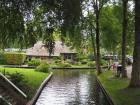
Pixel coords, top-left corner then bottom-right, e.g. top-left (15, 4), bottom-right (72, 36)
top-left (100, 6), bottom-right (122, 53)
top-left (59, 62), bottom-right (72, 68)
top-left (28, 59), bottom-right (40, 67)
top-left (36, 61), bottom-right (50, 73)
top-left (0, 0), bottom-right (82, 52)
top-left (100, 59), bottom-right (107, 66)
top-left (7, 72), bottom-right (26, 88)
top-left (87, 61), bottom-right (96, 67)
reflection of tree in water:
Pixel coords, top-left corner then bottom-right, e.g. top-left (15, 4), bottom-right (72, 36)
top-left (67, 70), bottom-right (96, 105)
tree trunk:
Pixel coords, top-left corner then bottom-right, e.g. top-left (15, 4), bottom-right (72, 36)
top-left (121, 0), bottom-right (128, 78)
top-left (90, 25), bottom-right (97, 64)
top-left (129, 0), bottom-right (140, 87)
top-left (87, 9), bottom-right (97, 64)
top-left (96, 13), bottom-right (102, 75)
top-left (92, 36), bottom-right (97, 63)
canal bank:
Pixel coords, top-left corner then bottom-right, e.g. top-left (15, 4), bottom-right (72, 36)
top-left (98, 70), bottom-right (140, 105)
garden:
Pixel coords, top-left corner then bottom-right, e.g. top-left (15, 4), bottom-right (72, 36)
top-left (0, 51), bottom-right (108, 100)
top-left (0, 52), bottom-right (50, 99)
top-left (1, 0), bottom-right (140, 105)
top-left (0, 52), bottom-right (108, 68)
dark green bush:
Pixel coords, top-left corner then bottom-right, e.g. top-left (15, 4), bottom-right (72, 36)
top-left (7, 72), bottom-right (26, 88)
top-left (100, 59), bottom-right (107, 66)
top-left (87, 61), bottom-right (96, 67)
top-left (81, 59), bottom-right (87, 64)
top-left (36, 62), bottom-right (50, 73)
top-left (28, 59), bottom-right (40, 67)
top-left (4, 53), bottom-right (26, 65)
top-left (88, 54), bottom-right (95, 61)
top-left (54, 59), bottom-right (61, 64)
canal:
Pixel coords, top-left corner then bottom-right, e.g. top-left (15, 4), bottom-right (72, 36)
top-left (36, 70), bottom-right (112, 105)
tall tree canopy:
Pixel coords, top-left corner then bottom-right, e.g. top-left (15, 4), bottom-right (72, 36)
top-left (0, 0), bottom-right (82, 54)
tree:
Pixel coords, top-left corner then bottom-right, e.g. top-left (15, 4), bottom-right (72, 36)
top-left (129, 0), bottom-right (140, 87)
top-left (91, 0), bottom-right (109, 75)
top-left (83, 10), bottom-right (97, 64)
top-left (0, 3), bottom-right (25, 50)
top-left (0, 0), bottom-right (82, 52)
top-left (100, 6), bottom-right (122, 54)
top-left (121, 0), bottom-right (128, 78)
top-left (127, 9), bottom-right (134, 55)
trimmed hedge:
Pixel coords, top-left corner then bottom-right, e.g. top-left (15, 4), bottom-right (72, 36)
top-left (4, 53), bottom-right (26, 65)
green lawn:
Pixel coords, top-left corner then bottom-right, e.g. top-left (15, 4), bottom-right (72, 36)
top-left (0, 67), bottom-right (49, 99)
top-left (98, 70), bottom-right (140, 105)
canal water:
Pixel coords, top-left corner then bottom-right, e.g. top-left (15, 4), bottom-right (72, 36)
top-left (36, 70), bottom-right (109, 105)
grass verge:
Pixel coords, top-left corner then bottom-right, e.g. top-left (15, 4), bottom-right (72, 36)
top-left (0, 67), bottom-right (49, 99)
top-left (98, 70), bottom-right (140, 105)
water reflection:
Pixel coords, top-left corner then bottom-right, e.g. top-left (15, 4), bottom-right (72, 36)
top-left (36, 70), bottom-right (96, 105)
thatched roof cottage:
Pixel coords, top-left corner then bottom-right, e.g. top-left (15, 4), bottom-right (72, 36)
top-left (26, 41), bottom-right (77, 61)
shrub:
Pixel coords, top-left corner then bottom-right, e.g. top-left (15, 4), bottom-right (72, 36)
top-left (100, 59), bottom-right (107, 66)
top-left (77, 62), bottom-right (81, 65)
top-left (53, 56), bottom-right (61, 60)
top-left (65, 59), bottom-right (76, 64)
top-left (81, 59), bottom-right (87, 64)
top-left (87, 61), bottom-right (96, 67)
top-left (76, 53), bottom-right (86, 62)
top-left (54, 59), bottom-right (61, 64)
top-left (88, 54), bottom-right (95, 61)
top-left (59, 63), bottom-right (71, 68)
top-left (28, 59), bottom-right (40, 67)
top-left (36, 62), bottom-right (50, 73)
top-left (7, 72), bottom-right (26, 88)
top-left (4, 53), bottom-right (26, 65)
top-left (65, 59), bottom-right (71, 63)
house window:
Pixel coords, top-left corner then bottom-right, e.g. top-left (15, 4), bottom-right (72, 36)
top-left (68, 54), bottom-right (72, 59)
top-left (64, 54), bottom-right (72, 59)
top-left (63, 54), bottom-right (74, 60)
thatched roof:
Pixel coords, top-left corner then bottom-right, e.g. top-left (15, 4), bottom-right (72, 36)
top-left (26, 41), bottom-right (77, 57)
